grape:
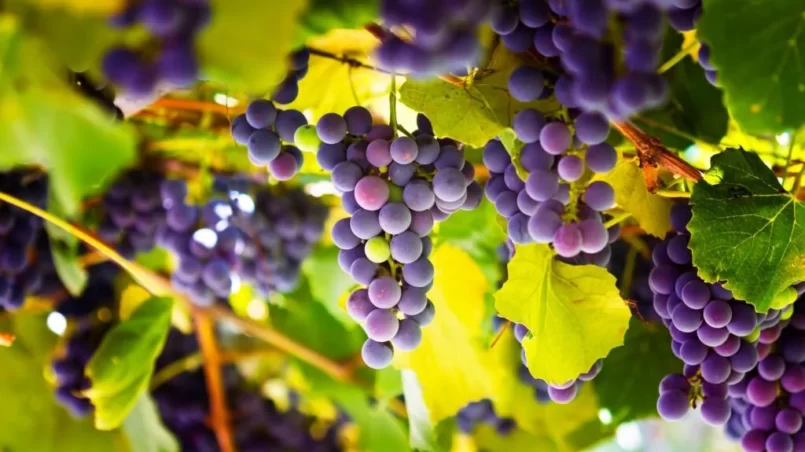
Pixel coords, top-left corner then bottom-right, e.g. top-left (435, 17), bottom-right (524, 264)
top-left (403, 180), bottom-right (436, 212)
top-left (679, 339), bottom-right (708, 365)
top-left (766, 432), bottom-right (794, 452)
top-left (403, 258), bottom-right (435, 288)
top-left (730, 341), bottom-right (759, 372)
top-left (344, 106), bottom-right (373, 135)
top-left (483, 140), bottom-right (511, 173)
top-left (574, 112), bottom-right (609, 145)
top-left (520, 143), bottom-right (554, 172)
top-left (781, 365), bottom-right (805, 392)
top-left (504, 165), bottom-right (525, 191)
top-left (513, 109), bottom-right (546, 143)
top-left (346, 289), bottom-right (374, 322)
top-left (390, 231), bottom-right (424, 264)
top-left (316, 143), bottom-right (347, 171)
top-left (409, 210), bottom-right (435, 236)
top-left (539, 122), bottom-right (571, 155)
top-left (758, 354), bottom-right (786, 381)
top-left (389, 162), bottom-right (415, 186)
top-left (508, 66), bottom-right (544, 102)
top-left (293, 125), bottom-right (321, 153)
top-left (274, 109), bottom-right (308, 142)
top-left (775, 408), bottom-right (803, 434)
top-left (728, 302), bottom-right (758, 337)
top-left (701, 354), bottom-right (731, 384)
top-left (362, 339), bottom-right (394, 369)
top-left (672, 304), bottom-right (703, 333)
top-left (578, 219), bottom-right (607, 254)
top-left (742, 430), bottom-right (768, 452)
top-left (398, 286), bottom-right (428, 316)
top-left (379, 203), bottom-right (412, 235)
top-left (365, 237), bottom-right (391, 263)
top-left (331, 218), bottom-right (359, 250)
top-left (700, 397), bottom-right (730, 425)
top-left (547, 384), bottom-right (578, 404)
top-left (268, 151), bottom-right (299, 180)
top-left (366, 139), bottom-right (392, 167)
top-left (714, 335), bottom-right (741, 357)
top-left (657, 390), bottom-right (689, 420)
top-left (364, 309), bottom-right (400, 342)
top-left (392, 319), bottom-right (423, 351)
top-left (415, 136), bottom-right (441, 165)
top-left (350, 209), bottom-right (382, 240)
top-left (247, 130), bottom-right (281, 164)
top-left (525, 170), bottom-right (560, 201)
top-left (432, 168), bottom-right (467, 203)
top-left (331, 162), bottom-right (363, 192)
top-left (698, 324), bottom-right (729, 347)
top-left (368, 277), bottom-right (402, 309)
top-left (245, 100), bottom-right (278, 129)
top-left (389, 137), bottom-right (418, 164)
top-left (528, 210), bottom-right (563, 243)
top-left (516, 190), bottom-right (539, 216)
top-left (507, 213), bottom-right (532, 244)
top-left (435, 146), bottom-right (464, 170)
top-left (553, 224), bottom-right (583, 258)
top-left (557, 155), bottom-right (585, 182)
top-left (350, 258), bottom-right (378, 286)
top-left (585, 143), bottom-right (617, 173)
top-left (746, 376), bottom-right (778, 407)
top-left (584, 181), bottom-right (615, 211)
top-left (354, 176), bottom-right (390, 211)
top-left (463, 182), bottom-right (483, 210)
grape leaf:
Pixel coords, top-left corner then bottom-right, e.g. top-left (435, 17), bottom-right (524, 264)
top-left (399, 48), bottom-right (560, 148)
top-left (86, 297), bottom-right (173, 430)
top-left (401, 370), bottom-right (440, 451)
top-left (302, 246), bottom-right (356, 326)
top-left (198, 0), bottom-right (308, 93)
top-left (490, 331), bottom-right (606, 449)
top-left (295, 0), bottom-right (379, 45)
top-left (121, 395), bottom-right (179, 452)
top-left (495, 244), bottom-right (631, 384)
top-left (688, 149), bottom-right (805, 312)
top-left (696, 0), bottom-right (805, 134)
top-left (594, 159), bottom-right (672, 238)
top-left (394, 244), bottom-right (495, 423)
top-left (634, 29), bottom-right (728, 149)
top-left (21, 0), bottom-right (123, 15)
top-left (0, 313), bottom-right (125, 452)
top-left (593, 318), bottom-right (680, 423)
top-left (46, 190), bottom-right (88, 296)
top-left (0, 18), bottom-right (137, 217)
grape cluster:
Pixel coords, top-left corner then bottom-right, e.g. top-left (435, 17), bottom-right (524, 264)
top-left (667, 0), bottom-right (718, 86)
top-left (374, 1), bottom-right (496, 76)
top-left (153, 329), bottom-right (346, 451)
top-left (496, 0), bottom-right (669, 118)
top-left (50, 265), bottom-right (119, 417)
top-left (103, 0), bottom-right (210, 98)
top-left (482, 110), bottom-right (619, 261)
top-left (272, 48), bottom-right (311, 104)
top-left (0, 171), bottom-right (62, 310)
top-left (456, 399), bottom-right (516, 435)
top-left (96, 169), bottom-right (167, 259)
top-left (230, 99), bottom-right (306, 180)
top-left (314, 110), bottom-right (480, 368)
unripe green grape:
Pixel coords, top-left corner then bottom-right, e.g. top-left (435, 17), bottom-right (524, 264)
top-left (294, 124), bottom-right (321, 153)
top-left (365, 236), bottom-right (391, 263)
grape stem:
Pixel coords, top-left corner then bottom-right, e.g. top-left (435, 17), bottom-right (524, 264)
top-left (489, 320), bottom-right (511, 349)
top-left (657, 40), bottom-right (699, 74)
top-left (307, 47), bottom-right (393, 74)
top-left (654, 190), bottom-right (692, 198)
top-left (603, 211), bottom-right (632, 229)
top-left (192, 311), bottom-right (235, 452)
top-left (611, 121), bottom-right (703, 192)
top-left (390, 73), bottom-right (399, 138)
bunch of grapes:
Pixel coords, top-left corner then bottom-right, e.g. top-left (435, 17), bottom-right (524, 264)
top-left (230, 99), bottom-right (307, 180)
top-left (0, 171), bottom-right (62, 310)
top-left (96, 169), bottom-right (167, 259)
top-left (311, 109), bottom-right (480, 368)
top-left (103, 0), bottom-right (210, 98)
top-left (482, 109), bottom-right (619, 261)
top-left (496, 0), bottom-right (669, 118)
top-left (272, 48), bottom-right (311, 104)
top-left (652, 204), bottom-right (790, 428)
top-left (158, 179), bottom-right (242, 307)
top-left (456, 399), bottom-right (516, 436)
top-left (374, 0), bottom-right (496, 76)
top-left (227, 183), bottom-right (329, 296)
top-left (667, 0), bottom-right (718, 86)
top-left (50, 265), bottom-right (120, 417)
top-left (153, 329), bottom-right (347, 451)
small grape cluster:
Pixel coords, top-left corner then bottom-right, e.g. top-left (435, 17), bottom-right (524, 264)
top-left (313, 110), bottom-right (480, 368)
top-left (667, 0), bottom-right (718, 86)
top-left (0, 171), bottom-right (61, 310)
top-left (496, 0), bottom-right (669, 118)
top-left (374, 0), bottom-right (496, 76)
top-left (96, 169), bottom-right (167, 259)
top-left (230, 99), bottom-right (306, 180)
top-left (153, 329), bottom-right (347, 451)
top-left (103, 0), bottom-right (210, 98)
top-left (456, 399), bottom-right (516, 436)
top-left (50, 265), bottom-right (119, 417)
top-left (272, 48), bottom-right (311, 104)
top-left (482, 108), bottom-right (619, 261)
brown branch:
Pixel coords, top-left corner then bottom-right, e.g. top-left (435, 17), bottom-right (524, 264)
top-left (612, 121), bottom-right (703, 192)
top-left (192, 311), bottom-right (235, 452)
top-left (140, 98), bottom-right (245, 117)
top-left (308, 47), bottom-right (392, 74)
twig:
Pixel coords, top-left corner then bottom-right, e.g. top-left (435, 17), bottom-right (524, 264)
top-left (390, 74), bottom-right (398, 138)
top-left (657, 41), bottom-right (699, 74)
top-left (489, 320), bottom-right (511, 348)
top-left (308, 47), bottom-right (391, 74)
top-left (193, 311), bottom-right (234, 452)
top-left (141, 98), bottom-right (245, 116)
top-left (604, 211), bottom-right (632, 229)
top-left (654, 190), bottom-right (692, 198)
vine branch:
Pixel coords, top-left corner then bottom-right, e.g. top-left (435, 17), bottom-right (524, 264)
top-left (193, 311), bottom-right (234, 452)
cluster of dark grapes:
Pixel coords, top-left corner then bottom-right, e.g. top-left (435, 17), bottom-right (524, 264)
top-left (374, 1), bottom-right (496, 76)
top-left (230, 99), bottom-right (306, 180)
top-left (497, 0), bottom-right (669, 119)
top-left (667, 0), bottom-right (717, 86)
top-left (103, 0), bottom-right (210, 98)
top-left (482, 109), bottom-right (619, 261)
top-left (50, 264), bottom-right (119, 417)
top-left (456, 399), bottom-right (516, 436)
top-left (96, 169), bottom-right (167, 259)
top-left (272, 48), bottom-right (311, 104)
top-left (0, 171), bottom-right (64, 310)
top-left (311, 109), bottom-right (479, 368)
top-left (153, 329), bottom-right (346, 451)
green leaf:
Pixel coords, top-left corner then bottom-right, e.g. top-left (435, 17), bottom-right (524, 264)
top-left (498, 128), bottom-right (529, 180)
top-left (121, 394), bottom-right (179, 452)
top-left (696, 0), bottom-right (805, 134)
top-left (594, 159), bottom-right (672, 238)
top-left (0, 16), bottom-right (137, 216)
top-left (375, 367), bottom-right (404, 402)
top-left (295, 0), bottom-right (379, 45)
top-left (688, 149), bottom-right (805, 311)
top-left (394, 245), bottom-right (495, 423)
top-left (635, 30), bottom-right (728, 149)
top-left (0, 313), bottom-right (125, 452)
top-left (302, 246), bottom-right (356, 325)
top-left (399, 49), bottom-right (560, 148)
top-left (593, 318), bottom-right (681, 423)
top-left (86, 297), bottom-right (173, 430)
top-left (198, 0), bottom-right (308, 93)
top-left (495, 244), bottom-right (631, 385)
top-left (401, 370), bottom-right (441, 451)
top-left (46, 190), bottom-right (87, 295)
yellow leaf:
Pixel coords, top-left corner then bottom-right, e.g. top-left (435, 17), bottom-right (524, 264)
top-left (26, 0), bottom-right (124, 15)
top-left (594, 159), bottom-right (672, 238)
top-left (495, 244), bottom-right (631, 385)
top-left (394, 245), bottom-right (494, 423)
top-left (118, 284), bottom-right (151, 321)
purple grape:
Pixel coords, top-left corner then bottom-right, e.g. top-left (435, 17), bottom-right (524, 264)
top-left (350, 209), bottom-right (381, 240)
top-left (520, 142), bottom-right (554, 172)
top-left (415, 136), bottom-right (440, 165)
top-left (508, 66), bottom-right (544, 102)
top-left (379, 203), bottom-right (412, 235)
top-left (525, 170), bottom-right (560, 201)
top-left (366, 139), bottom-right (393, 167)
top-left (403, 258), bottom-right (434, 288)
top-left (584, 181), bottom-right (615, 211)
top-left (539, 122), bottom-right (571, 155)
top-left (390, 137), bottom-right (419, 164)
top-left (666, 234), bottom-right (692, 265)
top-left (389, 162), bottom-right (415, 186)
top-left (657, 390), bottom-right (689, 420)
top-left (316, 113), bottom-right (347, 145)
top-left (698, 324), bottom-right (729, 347)
top-left (507, 213), bottom-right (532, 244)
top-left (547, 384), bottom-right (578, 404)
top-left (533, 23), bottom-right (560, 57)
top-left (392, 318), bottom-right (423, 351)
top-left (528, 210), bottom-right (563, 243)
top-left (517, 190), bottom-right (539, 215)
top-left (268, 151), bottom-right (299, 180)
top-left (728, 302), bottom-right (758, 337)
top-left (275, 110), bottom-right (308, 142)
top-left (409, 210), bottom-right (435, 236)
top-left (350, 258), bottom-right (378, 286)
top-left (513, 109), bottom-right (546, 143)
top-left (344, 106), bottom-right (373, 135)
top-left (347, 289), bottom-right (374, 322)
top-left (433, 168), bottom-right (467, 202)
top-left (730, 341), bottom-right (759, 372)
top-left (435, 146), bottom-right (465, 171)
top-left (483, 140), bottom-right (511, 173)
top-left (700, 397), bottom-right (730, 426)
top-left (362, 339), bottom-right (393, 369)
top-left (553, 223), bottom-right (583, 258)
top-left (574, 112), bottom-right (609, 145)
top-left (578, 218), bottom-right (607, 254)
top-left (742, 430), bottom-right (767, 452)
top-left (368, 277), bottom-right (402, 309)
top-left (332, 218), bottom-right (360, 250)
top-left (354, 176), bottom-right (390, 211)
top-left (679, 338), bottom-right (708, 364)
top-left (331, 161), bottom-right (363, 192)
top-left (364, 309), bottom-right (400, 342)
top-left (746, 376), bottom-right (778, 407)
top-left (245, 99), bottom-right (277, 129)
top-left (410, 300), bottom-right (435, 326)
top-left (781, 364), bottom-right (805, 393)
top-left (585, 143), bottom-right (617, 173)
top-left (758, 354), bottom-right (786, 381)
top-left (766, 432), bottom-right (794, 452)
top-left (390, 231), bottom-right (423, 264)
top-left (398, 286), bottom-right (427, 316)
